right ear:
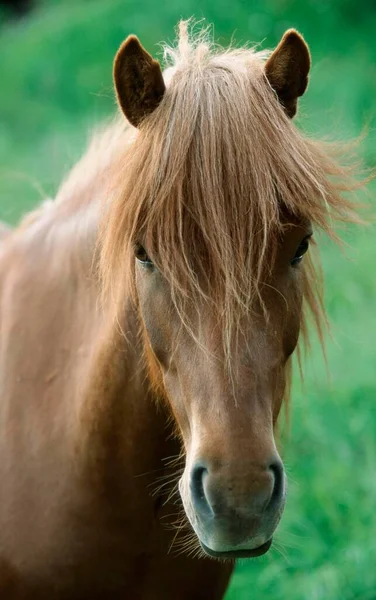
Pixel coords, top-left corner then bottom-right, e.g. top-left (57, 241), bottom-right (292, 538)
top-left (265, 29), bottom-right (310, 118)
top-left (113, 35), bottom-right (166, 128)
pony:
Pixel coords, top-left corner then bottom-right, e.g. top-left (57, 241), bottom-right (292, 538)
top-left (0, 21), bottom-right (360, 599)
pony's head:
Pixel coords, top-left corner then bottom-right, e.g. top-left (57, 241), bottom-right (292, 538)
top-left (101, 23), bottom-right (357, 559)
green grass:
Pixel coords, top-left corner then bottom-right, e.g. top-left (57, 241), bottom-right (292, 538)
top-left (1, 1), bottom-right (375, 598)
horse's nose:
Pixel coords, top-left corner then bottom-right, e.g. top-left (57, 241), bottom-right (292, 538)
top-left (190, 457), bottom-right (285, 520)
top-left (268, 459), bottom-right (285, 511)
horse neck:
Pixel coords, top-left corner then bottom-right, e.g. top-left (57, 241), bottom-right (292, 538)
top-left (74, 297), bottom-right (179, 496)
top-left (41, 127), bottom-right (178, 483)
top-left (12, 122), bottom-right (177, 486)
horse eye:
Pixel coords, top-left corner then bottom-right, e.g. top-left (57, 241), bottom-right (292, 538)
top-left (135, 244), bottom-right (153, 267)
top-left (291, 236), bottom-right (311, 267)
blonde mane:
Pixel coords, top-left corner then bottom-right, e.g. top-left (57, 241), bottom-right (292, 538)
top-left (96, 22), bottom-right (362, 373)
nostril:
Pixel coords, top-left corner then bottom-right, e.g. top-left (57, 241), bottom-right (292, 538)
top-left (268, 460), bottom-right (284, 508)
top-left (190, 464), bottom-right (212, 517)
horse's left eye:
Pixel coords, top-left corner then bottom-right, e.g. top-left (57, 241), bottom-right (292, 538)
top-left (135, 244), bottom-right (154, 267)
top-left (291, 236), bottom-right (311, 267)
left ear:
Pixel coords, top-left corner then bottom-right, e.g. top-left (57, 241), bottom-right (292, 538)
top-left (265, 29), bottom-right (311, 118)
top-left (113, 35), bottom-right (166, 128)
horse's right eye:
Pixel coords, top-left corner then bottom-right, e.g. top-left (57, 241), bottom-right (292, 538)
top-left (135, 244), bottom-right (154, 267)
top-left (291, 235), bottom-right (311, 267)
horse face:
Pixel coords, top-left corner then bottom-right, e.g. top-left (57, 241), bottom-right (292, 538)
top-left (114, 27), bottom-right (312, 560)
top-left (134, 221), bottom-right (311, 558)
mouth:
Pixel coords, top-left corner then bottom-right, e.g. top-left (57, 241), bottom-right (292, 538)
top-left (200, 538), bottom-right (272, 559)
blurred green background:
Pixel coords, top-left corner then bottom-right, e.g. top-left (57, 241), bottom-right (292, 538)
top-left (0, 1), bottom-right (375, 598)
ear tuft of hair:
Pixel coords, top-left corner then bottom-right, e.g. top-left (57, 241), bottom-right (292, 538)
top-left (265, 29), bottom-right (311, 118)
top-left (113, 35), bottom-right (166, 128)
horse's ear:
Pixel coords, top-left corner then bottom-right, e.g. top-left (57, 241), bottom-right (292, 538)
top-left (113, 35), bottom-right (166, 128)
top-left (265, 29), bottom-right (310, 118)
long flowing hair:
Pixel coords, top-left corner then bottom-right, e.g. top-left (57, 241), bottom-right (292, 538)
top-left (99, 22), bottom-right (364, 383)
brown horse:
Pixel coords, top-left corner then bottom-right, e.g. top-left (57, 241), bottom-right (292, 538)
top-left (0, 21), bottom-right (360, 600)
